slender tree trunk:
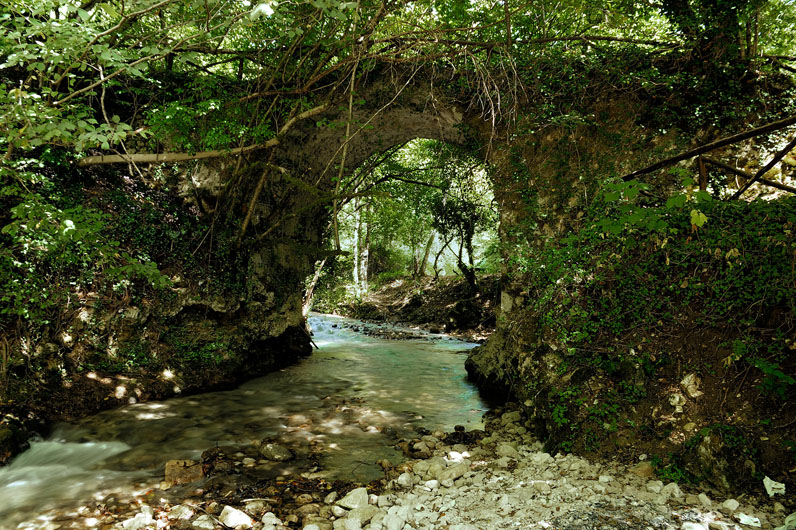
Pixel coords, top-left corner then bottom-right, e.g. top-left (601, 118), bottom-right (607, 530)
top-left (419, 232), bottom-right (435, 277)
top-left (433, 235), bottom-right (453, 280)
top-left (353, 197), bottom-right (361, 298)
top-left (359, 203), bottom-right (370, 295)
top-left (465, 230), bottom-right (476, 269)
top-left (303, 258), bottom-right (327, 317)
top-left (741, 23), bottom-right (749, 60)
top-left (752, 8), bottom-right (759, 62)
top-left (456, 237), bottom-right (478, 291)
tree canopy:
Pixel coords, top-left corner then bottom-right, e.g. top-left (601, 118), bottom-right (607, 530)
top-left (3, 0), bottom-right (795, 162)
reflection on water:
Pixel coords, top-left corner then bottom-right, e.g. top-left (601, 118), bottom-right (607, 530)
top-left (0, 314), bottom-right (488, 528)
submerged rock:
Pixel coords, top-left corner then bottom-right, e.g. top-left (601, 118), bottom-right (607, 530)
top-left (259, 442), bottom-right (294, 461)
top-left (165, 459), bottom-right (204, 485)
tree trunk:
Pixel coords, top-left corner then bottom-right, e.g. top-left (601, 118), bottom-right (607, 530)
top-left (353, 197), bottom-right (361, 298)
top-left (418, 233), bottom-right (435, 277)
top-left (465, 230), bottom-right (476, 269)
top-left (303, 259), bottom-right (327, 317)
top-left (358, 203), bottom-right (370, 295)
top-left (456, 238), bottom-right (478, 291)
top-left (433, 235), bottom-right (453, 280)
top-left (752, 8), bottom-right (759, 61)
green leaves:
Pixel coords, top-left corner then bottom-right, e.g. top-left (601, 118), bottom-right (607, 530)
top-left (690, 209), bottom-right (707, 227)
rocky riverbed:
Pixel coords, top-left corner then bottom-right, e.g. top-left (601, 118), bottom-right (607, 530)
top-left (23, 405), bottom-right (793, 530)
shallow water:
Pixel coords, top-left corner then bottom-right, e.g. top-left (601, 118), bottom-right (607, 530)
top-left (0, 314), bottom-right (489, 528)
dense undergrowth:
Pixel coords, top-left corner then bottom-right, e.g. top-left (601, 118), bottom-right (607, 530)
top-left (0, 149), bottom-right (249, 398)
top-left (506, 189), bottom-right (796, 486)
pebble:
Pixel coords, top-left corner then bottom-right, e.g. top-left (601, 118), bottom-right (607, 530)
top-left (337, 488), bottom-right (369, 510)
top-left (295, 493), bottom-right (314, 505)
top-left (51, 407), bottom-right (789, 530)
top-left (324, 491), bottom-right (338, 504)
top-left (262, 512), bottom-right (282, 526)
top-left (167, 505), bottom-right (194, 520)
top-left (219, 505), bottom-right (254, 529)
top-left (192, 515), bottom-right (216, 530)
top-left (698, 492), bottom-right (712, 507)
top-left (259, 443), bottom-right (294, 461)
top-left (722, 498), bottom-right (740, 512)
top-left (681, 523), bottom-right (709, 530)
top-left (496, 443), bottom-right (520, 459)
top-left (662, 482), bottom-right (683, 499)
top-left (396, 472), bottom-right (414, 489)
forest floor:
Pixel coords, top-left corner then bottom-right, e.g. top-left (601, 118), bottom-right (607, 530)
top-left (341, 275), bottom-right (500, 343)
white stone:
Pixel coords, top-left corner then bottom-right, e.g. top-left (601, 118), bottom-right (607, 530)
top-left (377, 495), bottom-right (393, 509)
top-left (167, 505), bottom-right (195, 520)
top-left (662, 482), bottom-right (683, 499)
top-left (192, 515), bottom-right (216, 530)
top-left (438, 462), bottom-right (469, 483)
top-left (332, 505), bottom-right (348, 517)
top-left (261, 512), bottom-right (282, 525)
top-left (722, 499), bottom-right (740, 512)
top-left (338, 488), bottom-right (369, 510)
top-left (332, 518), bottom-right (361, 530)
top-left (324, 491), bottom-right (338, 504)
top-left (777, 513), bottom-right (796, 530)
top-left (680, 373), bottom-right (704, 399)
top-left (496, 443), bottom-right (520, 459)
top-left (346, 505), bottom-right (380, 524)
top-left (424, 479), bottom-right (440, 490)
top-left (533, 481), bottom-right (551, 494)
top-left (219, 506), bottom-right (254, 529)
top-left (383, 513), bottom-right (405, 530)
top-left (734, 513), bottom-right (761, 527)
top-left (598, 475), bottom-right (613, 483)
top-left (244, 500), bottom-right (266, 515)
top-left (396, 472), bottom-right (414, 489)
top-left (681, 523), bottom-right (708, 530)
top-left (646, 480), bottom-right (664, 494)
top-left (698, 493), bottom-right (712, 507)
top-left (121, 511), bottom-right (153, 530)
top-left (764, 476), bottom-right (786, 497)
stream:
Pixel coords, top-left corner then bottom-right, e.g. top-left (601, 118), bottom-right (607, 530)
top-left (0, 314), bottom-right (489, 529)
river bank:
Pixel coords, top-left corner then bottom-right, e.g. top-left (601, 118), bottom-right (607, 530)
top-left (329, 276), bottom-right (500, 343)
top-left (19, 404), bottom-right (793, 530)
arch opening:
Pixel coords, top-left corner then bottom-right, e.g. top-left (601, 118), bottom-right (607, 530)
top-left (303, 137), bottom-right (497, 314)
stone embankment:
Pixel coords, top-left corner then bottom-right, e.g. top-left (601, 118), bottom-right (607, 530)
top-left (36, 407), bottom-right (794, 530)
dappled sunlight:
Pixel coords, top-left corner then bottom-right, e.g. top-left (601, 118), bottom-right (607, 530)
top-left (2, 315), bottom-right (488, 526)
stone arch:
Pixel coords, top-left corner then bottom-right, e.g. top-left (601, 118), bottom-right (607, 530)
top-left (234, 74), bottom-right (474, 356)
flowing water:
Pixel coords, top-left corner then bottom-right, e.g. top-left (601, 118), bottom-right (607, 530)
top-left (0, 314), bottom-right (489, 529)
